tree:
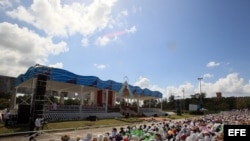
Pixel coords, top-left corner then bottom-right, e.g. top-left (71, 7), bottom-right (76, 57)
top-left (64, 98), bottom-right (80, 105)
top-left (201, 92), bottom-right (206, 99)
top-left (120, 99), bottom-right (126, 106)
top-left (16, 95), bottom-right (31, 105)
top-left (218, 102), bottom-right (230, 111)
top-left (236, 97), bottom-right (247, 109)
top-left (168, 95), bottom-right (175, 103)
top-left (48, 96), bottom-right (58, 103)
top-left (156, 98), bottom-right (167, 109)
top-left (131, 101), bottom-right (138, 107)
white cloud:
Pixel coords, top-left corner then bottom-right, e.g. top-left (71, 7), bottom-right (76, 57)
top-left (135, 73), bottom-right (250, 99)
top-left (49, 62), bottom-right (63, 68)
top-left (81, 38), bottom-right (89, 47)
top-left (211, 73), bottom-right (245, 95)
top-left (165, 83), bottom-right (195, 98)
top-left (134, 76), bottom-right (197, 99)
top-left (94, 64), bottom-right (107, 69)
top-left (0, 0), bottom-right (12, 10)
top-left (6, 0), bottom-right (117, 37)
top-left (95, 36), bottom-right (110, 46)
top-left (134, 76), bottom-right (150, 88)
top-left (95, 25), bottom-right (137, 46)
top-left (126, 26), bottom-right (137, 34)
top-left (121, 10), bottom-right (128, 16)
top-left (206, 61), bottom-right (220, 67)
top-left (134, 76), bottom-right (165, 95)
top-left (132, 6), bottom-right (142, 14)
top-left (194, 73), bottom-right (250, 98)
top-left (0, 22), bottom-right (68, 77)
top-left (203, 73), bottom-right (213, 78)
top-left (103, 25), bottom-right (137, 40)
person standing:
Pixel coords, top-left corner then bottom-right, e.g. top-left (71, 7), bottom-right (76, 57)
top-left (0, 111), bottom-right (2, 123)
top-left (4, 111), bottom-right (10, 126)
top-left (35, 115), bottom-right (43, 131)
top-left (53, 102), bottom-right (57, 110)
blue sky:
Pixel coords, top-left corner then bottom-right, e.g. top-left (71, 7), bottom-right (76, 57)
top-left (0, 0), bottom-right (250, 98)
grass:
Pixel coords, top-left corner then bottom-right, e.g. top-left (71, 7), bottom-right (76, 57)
top-left (165, 113), bottom-right (202, 120)
top-left (0, 119), bottom-right (130, 135)
top-left (115, 117), bottom-right (144, 123)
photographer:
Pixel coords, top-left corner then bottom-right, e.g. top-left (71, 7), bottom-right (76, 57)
top-left (35, 115), bottom-right (43, 131)
top-left (41, 118), bottom-right (48, 130)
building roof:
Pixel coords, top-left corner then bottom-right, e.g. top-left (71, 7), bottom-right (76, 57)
top-left (15, 65), bottom-right (162, 99)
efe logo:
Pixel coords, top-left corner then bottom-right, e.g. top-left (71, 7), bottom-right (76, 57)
top-left (228, 129), bottom-right (246, 136)
top-left (224, 125), bottom-right (250, 141)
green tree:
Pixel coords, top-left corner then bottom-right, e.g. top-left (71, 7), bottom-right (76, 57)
top-left (131, 101), bottom-right (138, 107)
top-left (236, 98), bottom-right (247, 109)
top-left (64, 98), bottom-right (80, 105)
top-left (16, 95), bottom-right (31, 105)
top-left (120, 99), bottom-right (126, 106)
top-left (218, 102), bottom-right (230, 111)
top-left (168, 95), bottom-right (175, 103)
top-left (225, 97), bottom-right (237, 109)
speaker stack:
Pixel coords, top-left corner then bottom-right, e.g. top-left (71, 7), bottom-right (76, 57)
top-left (17, 74), bottom-right (48, 125)
top-left (32, 74), bottom-right (48, 116)
top-left (17, 104), bottom-right (31, 124)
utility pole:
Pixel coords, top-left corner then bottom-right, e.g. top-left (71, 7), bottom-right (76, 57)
top-left (197, 77), bottom-right (203, 110)
top-left (182, 88), bottom-right (185, 113)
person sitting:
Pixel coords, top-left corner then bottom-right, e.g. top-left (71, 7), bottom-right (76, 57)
top-left (92, 137), bottom-right (97, 141)
top-left (85, 133), bottom-right (92, 141)
top-left (76, 136), bottom-right (82, 141)
top-left (97, 134), bottom-right (103, 141)
top-left (119, 127), bottom-right (126, 136)
top-left (109, 128), bottom-right (118, 140)
top-left (29, 136), bottom-right (37, 141)
top-left (4, 111), bottom-right (10, 127)
top-left (103, 136), bottom-right (108, 141)
top-left (61, 134), bottom-right (70, 141)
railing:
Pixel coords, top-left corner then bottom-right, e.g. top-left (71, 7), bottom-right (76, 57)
top-left (44, 105), bottom-right (106, 113)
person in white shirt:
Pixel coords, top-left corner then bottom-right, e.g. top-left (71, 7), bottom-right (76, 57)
top-left (35, 115), bottom-right (43, 131)
top-left (4, 111), bottom-right (10, 126)
top-left (53, 102), bottom-right (57, 110)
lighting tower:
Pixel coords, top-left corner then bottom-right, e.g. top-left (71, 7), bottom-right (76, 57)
top-left (197, 77), bottom-right (203, 109)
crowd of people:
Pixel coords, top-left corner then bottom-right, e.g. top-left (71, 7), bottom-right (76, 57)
top-left (54, 109), bottom-right (250, 141)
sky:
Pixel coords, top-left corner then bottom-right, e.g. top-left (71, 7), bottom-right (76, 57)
top-left (0, 0), bottom-right (250, 99)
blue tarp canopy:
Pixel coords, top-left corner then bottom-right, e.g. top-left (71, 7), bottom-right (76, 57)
top-left (15, 65), bottom-right (163, 99)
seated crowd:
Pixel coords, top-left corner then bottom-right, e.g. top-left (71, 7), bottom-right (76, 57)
top-left (58, 110), bottom-right (250, 141)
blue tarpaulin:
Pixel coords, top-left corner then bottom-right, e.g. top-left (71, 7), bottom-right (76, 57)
top-left (15, 65), bottom-right (163, 98)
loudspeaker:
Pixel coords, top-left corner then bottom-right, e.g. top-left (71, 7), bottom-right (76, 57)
top-left (36, 74), bottom-right (47, 96)
top-left (17, 105), bottom-right (30, 124)
top-left (34, 104), bottom-right (43, 115)
top-left (32, 74), bottom-right (48, 116)
top-left (87, 116), bottom-right (97, 121)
